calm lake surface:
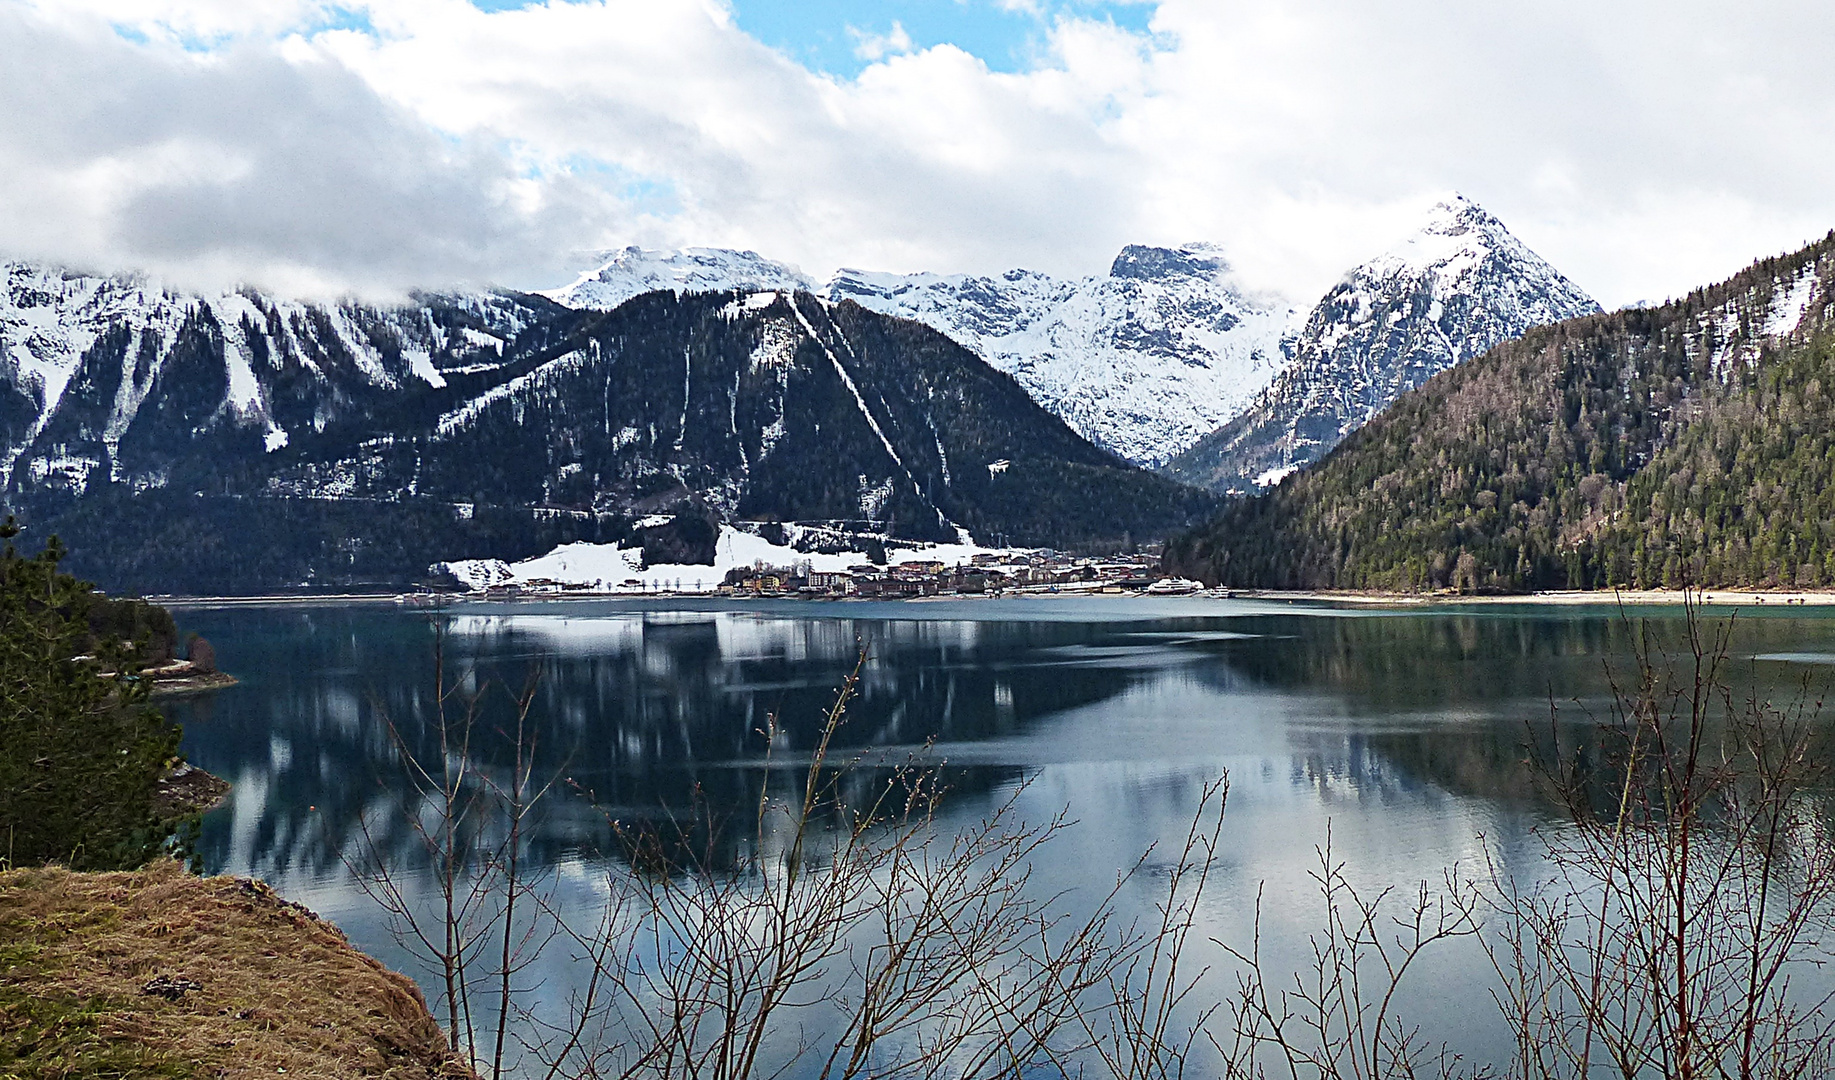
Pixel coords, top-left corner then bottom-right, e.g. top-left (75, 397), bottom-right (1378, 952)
top-left (163, 596), bottom-right (1835, 1070)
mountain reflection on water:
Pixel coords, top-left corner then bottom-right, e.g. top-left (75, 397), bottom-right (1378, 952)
top-left (165, 596), bottom-right (1835, 1069)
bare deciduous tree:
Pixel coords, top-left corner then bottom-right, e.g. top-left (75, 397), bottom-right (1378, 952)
top-left (352, 619), bottom-right (563, 1079)
top-left (536, 649), bottom-right (1231, 1080)
top-left (1213, 829), bottom-right (1485, 1080)
top-left (1487, 593), bottom-right (1835, 1080)
top-left (346, 598), bottom-right (1835, 1080)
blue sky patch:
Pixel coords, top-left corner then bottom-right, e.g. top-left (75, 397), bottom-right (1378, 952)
top-left (732, 0), bottom-right (1155, 75)
top-left (455, 0), bottom-right (1154, 76)
top-left (541, 153), bottom-right (684, 218)
top-left (310, 5), bottom-right (378, 36)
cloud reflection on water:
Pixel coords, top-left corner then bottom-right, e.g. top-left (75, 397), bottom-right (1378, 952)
top-left (163, 598), bottom-right (1835, 1071)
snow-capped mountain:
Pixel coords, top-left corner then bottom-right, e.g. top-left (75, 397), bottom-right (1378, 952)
top-left (1161, 196), bottom-right (1601, 493)
top-left (824, 245), bottom-right (1296, 468)
top-left (550, 211), bottom-right (1591, 478)
top-left (0, 261), bottom-right (1214, 594)
top-left (0, 195), bottom-right (1603, 593)
top-left (259, 288), bottom-right (1212, 545)
top-left (0, 260), bottom-right (551, 499)
top-left (546, 244), bottom-right (1297, 469)
top-left (1162, 224), bottom-right (1835, 592)
top-left (547, 247), bottom-right (814, 311)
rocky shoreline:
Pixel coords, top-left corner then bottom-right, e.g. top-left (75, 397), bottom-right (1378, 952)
top-left (141, 657), bottom-right (239, 697)
top-left (151, 762), bottom-right (232, 820)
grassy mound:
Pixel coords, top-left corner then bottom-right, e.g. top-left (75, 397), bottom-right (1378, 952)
top-left (0, 860), bottom-right (474, 1079)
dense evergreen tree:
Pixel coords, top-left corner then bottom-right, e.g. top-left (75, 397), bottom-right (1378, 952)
top-left (40, 493), bottom-right (624, 597)
top-left (0, 520), bottom-right (184, 869)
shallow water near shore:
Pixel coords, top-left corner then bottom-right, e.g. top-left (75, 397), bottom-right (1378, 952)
top-left (164, 595), bottom-right (1835, 1074)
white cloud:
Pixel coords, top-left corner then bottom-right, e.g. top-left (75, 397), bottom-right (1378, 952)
top-left (24, 0), bottom-right (333, 44)
top-left (2, 0), bottom-right (1834, 307)
top-left (1115, 0), bottom-right (1835, 305)
top-left (849, 20), bottom-right (912, 62)
top-left (0, 2), bottom-right (629, 297)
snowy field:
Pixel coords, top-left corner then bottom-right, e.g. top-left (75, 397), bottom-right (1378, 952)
top-left (440, 526), bottom-right (1030, 594)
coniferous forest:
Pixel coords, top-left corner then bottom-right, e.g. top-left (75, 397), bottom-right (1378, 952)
top-left (1164, 233), bottom-right (1835, 592)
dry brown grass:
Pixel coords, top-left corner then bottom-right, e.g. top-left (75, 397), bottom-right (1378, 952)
top-left (0, 859), bottom-right (478, 1080)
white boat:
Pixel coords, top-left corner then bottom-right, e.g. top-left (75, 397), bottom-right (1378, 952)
top-left (1144, 577), bottom-right (1204, 595)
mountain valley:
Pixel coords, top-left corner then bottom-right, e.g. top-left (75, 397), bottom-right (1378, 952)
top-left (0, 198), bottom-right (1602, 594)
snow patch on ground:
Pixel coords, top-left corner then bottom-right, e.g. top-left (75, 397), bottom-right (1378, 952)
top-left (212, 294), bottom-right (267, 414)
top-left (1253, 465), bottom-right (1299, 487)
top-left (438, 526), bottom-right (1026, 594)
top-left (1764, 270), bottom-right (1819, 337)
top-left (328, 305), bottom-right (396, 387)
top-left (404, 347), bottom-right (447, 388)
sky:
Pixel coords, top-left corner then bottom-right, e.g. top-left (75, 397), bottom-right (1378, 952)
top-left (3, 0), bottom-right (1834, 307)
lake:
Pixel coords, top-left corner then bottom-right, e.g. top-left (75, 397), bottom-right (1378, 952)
top-left (163, 595), bottom-right (1835, 1074)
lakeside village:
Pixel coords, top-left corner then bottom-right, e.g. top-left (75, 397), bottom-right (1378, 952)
top-left (481, 545), bottom-right (1215, 600)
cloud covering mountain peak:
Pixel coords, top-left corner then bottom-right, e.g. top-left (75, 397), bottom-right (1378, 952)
top-left (6, 0), bottom-right (1835, 311)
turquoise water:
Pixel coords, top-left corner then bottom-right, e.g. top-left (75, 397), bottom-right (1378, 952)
top-left (162, 596), bottom-right (1835, 1072)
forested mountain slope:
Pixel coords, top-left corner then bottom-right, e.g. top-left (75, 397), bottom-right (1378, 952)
top-left (1, 266), bottom-right (1213, 593)
top-left (0, 260), bottom-right (560, 496)
top-left (1161, 197), bottom-right (1600, 493)
top-left (1163, 232), bottom-right (1835, 592)
top-left (269, 289), bottom-right (1213, 548)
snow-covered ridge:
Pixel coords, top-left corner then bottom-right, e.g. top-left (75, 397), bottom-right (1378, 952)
top-left (0, 260), bottom-right (532, 495)
top-left (549, 241), bottom-right (1303, 469)
top-left (1162, 194), bottom-right (1603, 493)
top-left (544, 206), bottom-right (1596, 476)
top-left (545, 247), bottom-right (814, 312)
top-left (1300, 194), bottom-right (1599, 386)
top-left (823, 247), bottom-right (1298, 468)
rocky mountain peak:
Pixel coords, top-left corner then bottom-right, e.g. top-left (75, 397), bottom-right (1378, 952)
top-left (1108, 244), bottom-right (1231, 282)
top-left (824, 253), bottom-right (1294, 468)
top-left (1361, 194), bottom-right (1530, 286)
top-left (1421, 192), bottom-right (1491, 231)
top-left (1160, 196), bottom-right (1600, 493)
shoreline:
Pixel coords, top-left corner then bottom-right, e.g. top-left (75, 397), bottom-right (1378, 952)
top-left (148, 670), bottom-right (240, 697)
top-left (151, 762), bottom-right (232, 820)
top-left (158, 591), bottom-right (447, 609)
top-left (1226, 588), bottom-right (1835, 608)
top-left (153, 586), bottom-right (1835, 609)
